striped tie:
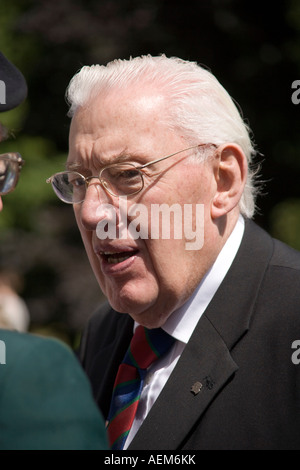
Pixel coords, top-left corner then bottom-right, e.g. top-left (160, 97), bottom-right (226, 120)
top-left (106, 325), bottom-right (175, 450)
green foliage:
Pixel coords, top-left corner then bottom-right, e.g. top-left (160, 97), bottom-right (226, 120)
top-left (0, 0), bottom-right (299, 342)
top-left (270, 198), bottom-right (300, 251)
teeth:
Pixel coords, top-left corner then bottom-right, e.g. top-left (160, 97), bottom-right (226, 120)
top-left (100, 251), bottom-right (134, 264)
top-left (107, 254), bottom-right (132, 264)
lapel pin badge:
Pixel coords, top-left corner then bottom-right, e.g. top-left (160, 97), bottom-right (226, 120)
top-left (191, 381), bottom-right (203, 395)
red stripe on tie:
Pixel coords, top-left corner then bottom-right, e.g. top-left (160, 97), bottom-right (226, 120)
top-left (108, 400), bottom-right (139, 447)
top-left (112, 363), bottom-right (138, 391)
top-left (130, 326), bottom-right (158, 369)
top-left (106, 326), bottom-right (175, 449)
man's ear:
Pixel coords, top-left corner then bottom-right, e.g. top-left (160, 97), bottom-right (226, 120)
top-left (211, 143), bottom-right (247, 219)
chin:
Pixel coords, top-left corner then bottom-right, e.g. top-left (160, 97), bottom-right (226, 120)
top-left (108, 293), bottom-right (170, 329)
top-left (109, 295), bottom-right (152, 316)
top-left (104, 276), bottom-right (156, 310)
top-left (107, 287), bottom-right (154, 315)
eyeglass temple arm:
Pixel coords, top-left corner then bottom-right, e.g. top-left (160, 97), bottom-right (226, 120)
top-left (0, 152), bottom-right (25, 169)
top-left (138, 144), bottom-right (215, 170)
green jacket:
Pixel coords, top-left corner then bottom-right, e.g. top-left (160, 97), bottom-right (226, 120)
top-left (0, 329), bottom-right (108, 450)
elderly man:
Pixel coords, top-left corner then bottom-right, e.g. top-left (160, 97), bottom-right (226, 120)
top-left (48, 54), bottom-right (300, 450)
top-left (0, 51), bottom-right (108, 450)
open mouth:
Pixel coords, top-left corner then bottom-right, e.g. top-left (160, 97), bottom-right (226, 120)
top-left (100, 251), bottom-right (138, 264)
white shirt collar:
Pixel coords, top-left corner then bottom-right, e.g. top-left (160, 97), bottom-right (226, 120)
top-left (162, 215), bottom-right (245, 343)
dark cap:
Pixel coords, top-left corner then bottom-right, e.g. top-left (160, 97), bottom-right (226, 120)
top-left (0, 52), bottom-right (27, 112)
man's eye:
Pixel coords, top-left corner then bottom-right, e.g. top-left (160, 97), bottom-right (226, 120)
top-left (69, 177), bottom-right (85, 187)
top-left (119, 169), bottom-right (140, 179)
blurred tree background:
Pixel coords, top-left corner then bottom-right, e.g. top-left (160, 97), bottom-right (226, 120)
top-left (0, 0), bottom-right (300, 347)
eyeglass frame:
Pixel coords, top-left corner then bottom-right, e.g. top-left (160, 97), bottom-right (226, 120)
top-left (0, 152), bottom-right (25, 195)
top-left (46, 143), bottom-right (217, 203)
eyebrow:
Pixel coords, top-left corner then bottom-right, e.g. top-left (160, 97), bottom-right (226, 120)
top-left (65, 149), bottom-right (149, 171)
top-left (65, 161), bottom-right (83, 171)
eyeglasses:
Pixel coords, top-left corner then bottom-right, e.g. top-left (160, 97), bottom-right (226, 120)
top-left (0, 153), bottom-right (25, 195)
top-left (46, 143), bottom-right (216, 204)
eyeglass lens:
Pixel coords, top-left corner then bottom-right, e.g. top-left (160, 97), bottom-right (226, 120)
top-left (101, 164), bottom-right (143, 196)
top-left (51, 172), bottom-right (86, 204)
top-left (51, 164), bottom-right (144, 203)
top-left (0, 158), bottom-right (19, 195)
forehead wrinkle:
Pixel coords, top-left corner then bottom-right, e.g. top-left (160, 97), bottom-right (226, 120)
top-left (89, 145), bottom-right (131, 167)
top-left (67, 134), bottom-right (153, 171)
top-left (67, 137), bottom-right (96, 171)
top-left (65, 148), bottom-right (132, 171)
top-left (90, 145), bottom-right (151, 167)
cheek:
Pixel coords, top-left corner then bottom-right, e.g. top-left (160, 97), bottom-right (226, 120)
top-left (73, 207), bottom-right (95, 261)
top-left (73, 205), bottom-right (81, 228)
top-left (144, 238), bottom-right (187, 286)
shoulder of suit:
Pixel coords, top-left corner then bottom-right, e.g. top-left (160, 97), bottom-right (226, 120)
top-left (245, 218), bottom-right (300, 270)
top-left (270, 237), bottom-right (300, 270)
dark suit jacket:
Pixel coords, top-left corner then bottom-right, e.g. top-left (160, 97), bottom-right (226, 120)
top-left (0, 329), bottom-right (108, 450)
top-left (79, 219), bottom-right (300, 450)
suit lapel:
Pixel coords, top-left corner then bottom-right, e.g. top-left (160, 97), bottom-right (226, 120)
top-left (129, 220), bottom-right (274, 450)
top-left (129, 315), bottom-right (238, 450)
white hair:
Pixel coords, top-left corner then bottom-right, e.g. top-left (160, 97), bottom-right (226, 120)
top-left (66, 54), bottom-right (260, 217)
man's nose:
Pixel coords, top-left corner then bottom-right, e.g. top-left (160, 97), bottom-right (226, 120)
top-left (78, 181), bottom-right (117, 231)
